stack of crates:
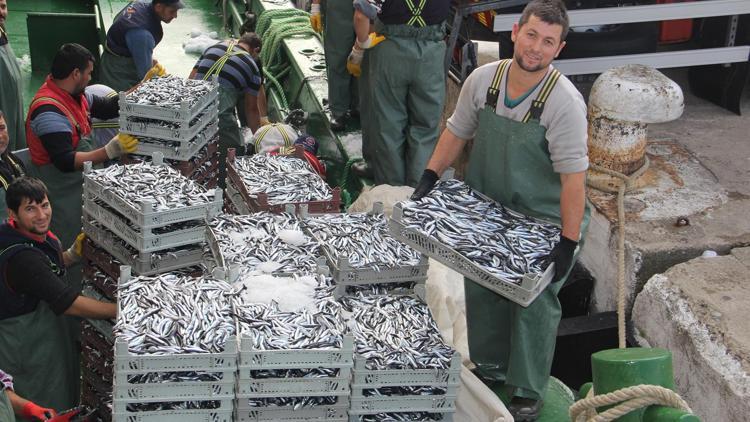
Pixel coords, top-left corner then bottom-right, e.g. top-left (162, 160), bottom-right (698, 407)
top-left (302, 203), bottom-right (429, 298)
top-left (112, 268), bottom-right (237, 421)
top-left (118, 76), bottom-right (220, 189)
top-left (235, 332), bottom-right (354, 421)
top-left (348, 354), bottom-right (461, 422)
top-left (346, 295), bottom-right (461, 422)
top-left (81, 159), bottom-right (222, 276)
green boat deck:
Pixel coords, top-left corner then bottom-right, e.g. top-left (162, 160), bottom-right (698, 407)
top-left (7, 0), bottom-right (225, 111)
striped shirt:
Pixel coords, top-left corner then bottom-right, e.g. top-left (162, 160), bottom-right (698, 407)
top-left (192, 41), bottom-right (262, 96)
top-left (0, 369), bottom-right (13, 391)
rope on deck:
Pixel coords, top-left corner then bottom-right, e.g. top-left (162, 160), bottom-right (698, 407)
top-left (256, 8), bottom-right (320, 110)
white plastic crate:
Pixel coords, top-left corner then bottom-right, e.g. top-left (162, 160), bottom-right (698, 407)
top-left (83, 160), bottom-right (223, 229)
top-left (134, 120), bottom-right (218, 161)
top-left (112, 397), bottom-right (233, 422)
top-left (348, 394), bottom-right (457, 415)
top-left (237, 366), bottom-right (351, 397)
top-left (239, 335), bottom-right (354, 370)
top-left (119, 105), bottom-right (219, 142)
top-left (119, 81), bottom-right (219, 124)
top-left (83, 198), bottom-right (207, 253)
top-left (82, 217), bottom-right (204, 276)
top-left (113, 370), bottom-right (236, 401)
top-left (350, 354), bottom-right (461, 390)
top-left (234, 396), bottom-right (349, 422)
top-left (389, 203), bottom-right (555, 307)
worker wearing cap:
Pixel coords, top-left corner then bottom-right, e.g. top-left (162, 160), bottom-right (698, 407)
top-left (0, 0), bottom-right (26, 151)
top-left (411, 1), bottom-right (589, 419)
top-left (310, 0), bottom-right (358, 131)
top-left (189, 32), bottom-right (263, 187)
top-left (99, 0), bottom-right (181, 92)
top-left (348, 0), bottom-right (450, 187)
top-left (0, 177), bottom-right (117, 416)
top-left (0, 110), bottom-right (25, 222)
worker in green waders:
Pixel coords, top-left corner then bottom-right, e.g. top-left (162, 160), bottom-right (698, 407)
top-left (0, 0), bottom-right (26, 151)
top-left (311, 0), bottom-right (358, 131)
top-left (25, 43), bottom-right (140, 291)
top-left (411, 1), bottom-right (589, 420)
top-left (189, 33), bottom-right (263, 187)
top-left (99, 0), bottom-right (181, 93)
top-left (0, 177), bottom-right (117, 417)
top-left (1, 369), bottom-right (61, 421)
top-left (348, 0), bottom-right (450, 187)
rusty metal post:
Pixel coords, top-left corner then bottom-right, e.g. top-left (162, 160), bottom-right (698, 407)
top-left (587, 65), bottom-right (684, 186)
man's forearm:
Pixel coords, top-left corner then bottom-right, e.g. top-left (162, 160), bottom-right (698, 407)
top-left (64, 296), bottom-right (117, 319)
top-left (559, 171), bottom-right (586, 241)
top-left (6, 390), bottom-right (29, 415)
top-left (353, 10), bottom-right (370, 44)
top-left (425, 128), bottom-right (468, 176)
top-left (73, 148), bottom-right (110, 170)
top-left (244, 94), bottom-right (261, 132)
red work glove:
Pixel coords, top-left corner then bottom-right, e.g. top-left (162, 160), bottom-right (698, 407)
top-left (48, 408), bottom-right (81, 422)
top-left (21, 401), bottom-right (56, 421)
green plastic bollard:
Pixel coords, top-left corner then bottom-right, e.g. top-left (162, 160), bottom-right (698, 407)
top-left (591, 348), bottom-right (675, 422)
top-left (643, 407), bottom-right (700, 422)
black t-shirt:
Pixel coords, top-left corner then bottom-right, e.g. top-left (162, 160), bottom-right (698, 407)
top-left (6, 249), bottom-right (78, 315)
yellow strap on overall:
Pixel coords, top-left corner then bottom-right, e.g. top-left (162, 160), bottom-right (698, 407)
top-left (405, 0), bottom-right (428, 27)
top-left (522, 68), bottom-right (561, 123)
top-left (203, 40), bottom-right (250, 80)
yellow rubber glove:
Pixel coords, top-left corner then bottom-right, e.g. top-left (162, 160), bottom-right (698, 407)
top-left (346, 47), bottom-right (364, 78)
top-left (105, 133), bottom-right (139, 158)
top-left (310, 3), bottom-right (322, 33)
top-left (65, 232), bottom-right (86, 265)
top-left (356, 33), bottom-right (386, 50)
top-left (142, 63), bottom-right (166, 82)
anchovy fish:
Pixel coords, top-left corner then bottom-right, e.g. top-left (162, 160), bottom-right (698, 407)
top-left (86, 162), bottom-right (216, 212)
top-left (400, 179), bottom-right (560, 283)
top-left (358, 413), bottom-right (449, 421)
top-left (209, 213), bottom-right (320, 275)
top-left (114, 273), bottom-right (237, 355)
top-left (233, 154), bottom-right (332, 204)
top-left (304, 213), bottom-right (422, 271)
top-left (125, 75), bottom-right (214, 109)
top-left (346, 295), bottom-right (455, 370)
top-left (245, 396), bottom-right (340, 408)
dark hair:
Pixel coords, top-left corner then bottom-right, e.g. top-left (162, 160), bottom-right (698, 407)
top-left (519, 0), bottom-right (570, 41)
top-left (240, 32), bottom-right (262, 51)
top-left (0, 110), bottom-right (4, 120)
top-left (6, 177), bottom-right (49, 213)
top-left (50, 43), bottom-right (95, 79)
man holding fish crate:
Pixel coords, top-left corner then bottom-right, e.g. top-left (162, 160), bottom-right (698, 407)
top-left (411, 0), bottom-right (589, 419)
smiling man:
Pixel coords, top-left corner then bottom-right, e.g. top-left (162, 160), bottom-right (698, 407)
top-left (0, 177), bottom-right (116, 416)
top-left (410, 0), bottom-right (589, 419)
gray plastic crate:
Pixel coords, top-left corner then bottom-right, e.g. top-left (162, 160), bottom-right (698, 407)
top-left (83, 161), bottom-right (223, 229)
top-left (112, 397), bottom-right (233, 422)
top-left (135, 120), bottom-right (218, 161)
top-left (119, 105), bottom-right (219, 142)
top-left (83, 198), bottom-right (207, 253)
top-left (237, 366), bottom-right (351, 397)
top-left (348, 394), bottom-right (457, 415)
top-left (113, 374), bottom-right (235, 401)
top-left (239, 335), bottom-right (354, 370)
top-left (82, 217), bottom-right (204, 276)
top-left (348, 411), bottom-right (454, 422)
top-left (389, 203), bottom-right (555, 307)
top-left (119, 83), bottom-right (219, 124)
top-left (350, 354), bottom-right (461, 390)
top-left (114, 335), bottom-right (237, 374)
top-left (234, 396), bottom-right (349, 421)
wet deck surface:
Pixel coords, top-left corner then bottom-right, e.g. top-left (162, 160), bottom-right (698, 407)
top-left (7, 0), bottom-right (225, 110)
